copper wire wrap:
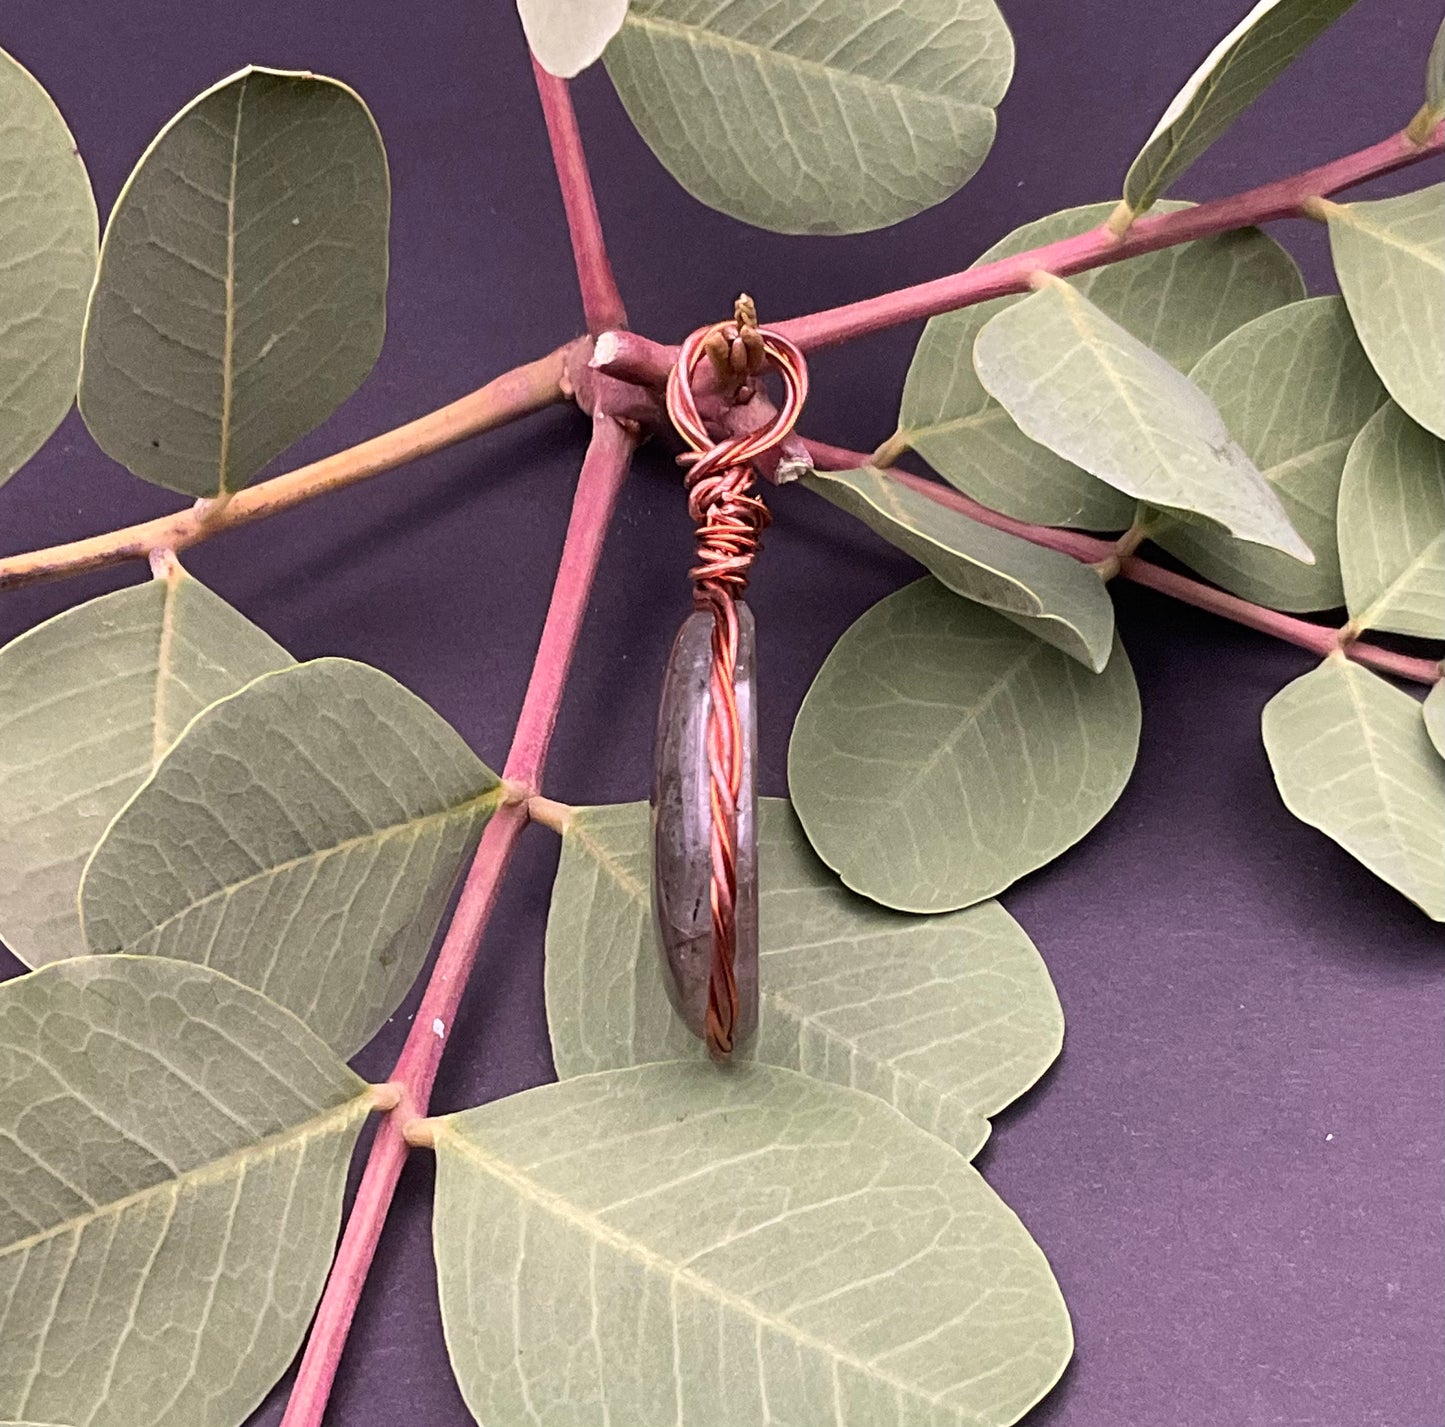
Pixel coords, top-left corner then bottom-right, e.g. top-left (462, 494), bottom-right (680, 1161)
top-left (665, 309), bottom-right (809, 1060)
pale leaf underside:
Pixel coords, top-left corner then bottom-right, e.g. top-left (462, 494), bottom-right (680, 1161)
top-left (1122, 0), bottom-right (1358, 213)
top-left (0, 957), bottom-right (371, 1427)
top-left (1263, 659), bottom-right (1445, 919)
top-left (435, 1061), bottom-right (1073, 1427)
top-left (79, 658), bottom-right (501, 1055)
top-left (899, 205), bottom-right (1303, 529)
top-left (1423, 683), bottom-right (1445, 760)
top-left (788, 578), bottom-right (1141, 913)
top-left (805, 466), bottom-right (1115, 670)
top-left (605, 0), bottom-right (1014, 235)
top-left (519, 0), bottom-right (630, 77)
top-left (1155, 295), bottom-right (1385, 611)
top-left (974, 278), bottom-right (1312, 560)
top-left (1336, 401), bottom-right (1445, 640)
top-left (79, 67), bottom-right (390, 496)
top-left (0, 47), bottom-right (98, 485)
top-left (545, 798), bottom-right (1064, 1159)
top-left (0, 575), bottom-right (292, 968)
top-left (1328, 185), bottom-right (1445, 440)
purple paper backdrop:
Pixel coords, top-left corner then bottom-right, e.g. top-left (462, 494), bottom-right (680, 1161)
top-left (2, 1), bottom-right (1442, 1423)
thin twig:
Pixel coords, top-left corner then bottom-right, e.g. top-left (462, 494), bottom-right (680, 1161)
top-left (531, 61), bottom-right (628, 334)
top-left (803, 440), bottom-right (1442, 687)
top-left (773, 123), bottom-right (1444, 351)
top-left (0, 348), bottom-right (573, 592)
top-left (278, 416), bottom-right (638, 1427)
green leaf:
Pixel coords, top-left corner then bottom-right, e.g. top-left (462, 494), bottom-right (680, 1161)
top-left (79, 67), bottom-right (390, 497)
top-left (1424, 682), bottom-right (1445, 760)
top-left (434, 1061), bottom-right (1072, 1427)
top-left (520, 0), bottom-right (630, 77)
top-left (79, 658), bottom-right (502, 1055)
top-left (1427, 13), bottom-right (1445, 116)
top-left (0, 955), bottom-right (373, 1426)
top-left (604, 0), bottom-right (1014, 235)
top-left (0, 573), bottom-right (292, 968)
top-left (975, 277), bottom-right (1312, 561)
top-left (1120, 0), bottom-right (1357, 215)
top-left (899, 204), bottom-right (1302, 528)
top-left (545, 799), bottom-right (1063, 1159)
top-left (805, 466), bottom-right (1115, 670)
top-left (1154, 296), bottom-right (1385, 611)
top-left (0, 48), bottom-right (98, 487)
top-left (1263, 658), bottom-right (1445, 919)
top-left (1327, 185), bottom-right (1445, 439)
top-left (789, 578), bottom-right (1140, 912)
top-left (1337, 401), bottom-right (1444, 639)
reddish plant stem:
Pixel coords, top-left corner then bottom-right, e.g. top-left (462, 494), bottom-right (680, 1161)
top-left (531, 61), bottom-right (628, 334)
top-left (0, 347), bottom-right (573, 592)
top-left (279, 416), bottom-right (637, 1427)
top-left (804, 440), bottom-right (1442, 687)
top-left (774, 123), bottom-right (1445, 351)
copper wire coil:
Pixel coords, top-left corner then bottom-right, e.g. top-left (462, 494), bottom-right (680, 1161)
top-left (664, 317), bottom-right (808, 1059)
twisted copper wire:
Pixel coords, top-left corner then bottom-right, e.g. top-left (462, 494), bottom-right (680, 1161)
top-left (665, 317), bottom-right (809, 1059)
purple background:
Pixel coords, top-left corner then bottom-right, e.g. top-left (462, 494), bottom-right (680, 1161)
top-left (3, 1), bottom-right (1442, 1423)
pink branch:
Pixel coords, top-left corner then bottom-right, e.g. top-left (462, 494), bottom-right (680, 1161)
top-left (774, 124), bottom-right (1445, 352)
top-left (531, 61), bottom-right (628, 334)
top-left (804, 441), bottom-right (1442, 688)
top-left (280, 415), bottom-right (638, 1427)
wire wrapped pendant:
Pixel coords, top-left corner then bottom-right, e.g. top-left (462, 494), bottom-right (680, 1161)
top-left (653, 305), bottom-right (808, 1060)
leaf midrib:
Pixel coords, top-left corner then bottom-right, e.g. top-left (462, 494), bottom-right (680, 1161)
top-left (0, 1092), bottom-right (369, 1262)
top-left (216, 73), bottom-right (248, 495)
top-left (92, 783), bottom-right (502, 951)
top-left (1336, 663), bottom-right (1434, 877)
top-left (439, 1125), bottom-right (962, 1413)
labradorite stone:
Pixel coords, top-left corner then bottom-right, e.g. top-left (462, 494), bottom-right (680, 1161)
top-left (651, 603), bottom-right (758, 1048)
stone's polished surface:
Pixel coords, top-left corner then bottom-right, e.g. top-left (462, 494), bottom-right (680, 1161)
top-left (651, 602), bottom-right (758, 1047)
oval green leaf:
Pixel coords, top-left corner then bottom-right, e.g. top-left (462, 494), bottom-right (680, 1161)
top-left (79, 658), bottom-right (502, 1055)
top-left (1426, 13), bottom-right (1445, 117)
top-left (0, 956), bottom-right (373, 1427)
top-left (1424, 682), bottom-right (1445, 760)
top-left (604, 0), bottom-right (1014, 235)
top-left (805, 466), bottom-right (1115, 669)
top-left (1327, 185), bottom-right (1445, 439)
top-left (1337, 401), bottom-right (1444, 639)
top-left (789, 577), bottom-right (1141, 912)
top-left (545, 798), bottom-right (1063, 1159)
top-left (434, 1061), bottom-right (1072, 1427)
top-left (899, 203), bottom-right (1302, 528)
top-left (1120, 0), bottom-right (1357, 215)
top-left (0, 48), bottom-right (98, 486)
top-left (79, 67), bottom-right (390, 497)
top-left (975, 277), bottom-right (1312, 560)
top-left (1263, 658), bottom-right (1445, 920)
top-left (0, 573), bottom-right (292, 967)
top-left (1154, 296), bottom-right (1386, 610)
top-left (520, 0), bottom-right (630, 77)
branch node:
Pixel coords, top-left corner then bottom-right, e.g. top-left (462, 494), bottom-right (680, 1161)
top-left (1299, 194), bottom-right (1336, 223)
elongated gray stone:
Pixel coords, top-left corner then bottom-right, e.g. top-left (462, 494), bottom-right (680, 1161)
top-left (652, 603), bottom-right (758, 1049)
